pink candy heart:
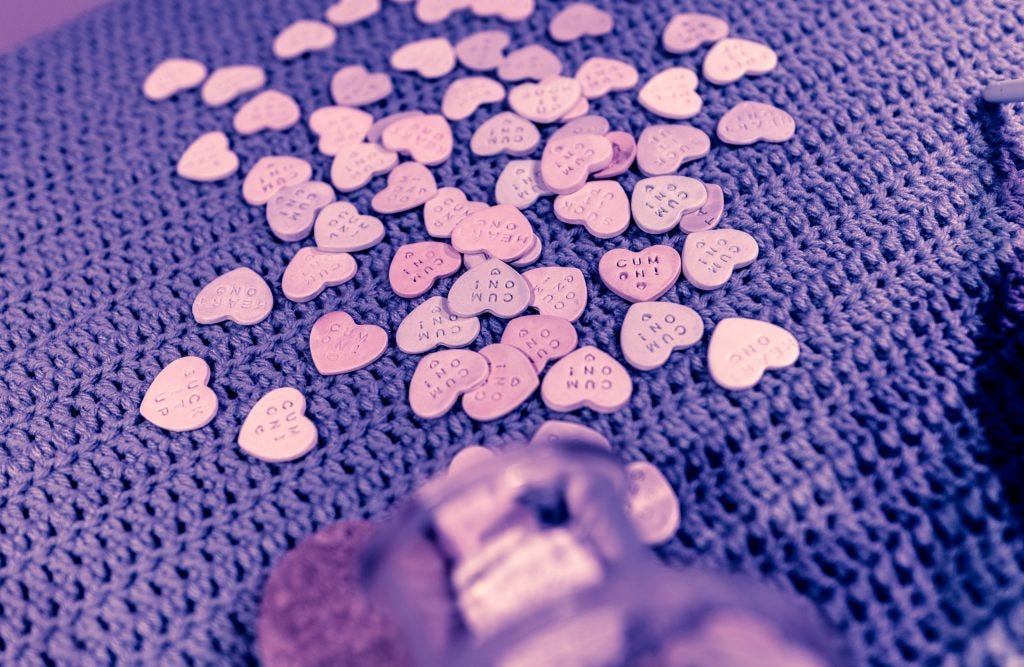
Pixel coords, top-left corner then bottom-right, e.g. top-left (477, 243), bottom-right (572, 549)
top-left (176, 131), bottom-right (239, 182)
top-left (494, 159), bottom-right (554, 209)
top-left (242, 156), bottom-right (312, 205)
top-left (553, 180), bottom-right (630, 238)
top-left (442, 77), bottom-right (506, 121)
top-left (309, 106), bottom-right (373, 155)
top-left (395, 295), bottom-right (481, 354)
top-left (508, 76), bottom-right (584, 124)
top-left (638, 67), bottom-right (702, 120)
top-left (455, 29), bottom-right (510, 71)
top-left (142, 58), bottom-right (207, 101)
top-left (681, 228), bottom-right (758, 290)
top-left (707, 318), bottom-right (799, 390)
top-left (314, 202), bottom-right (385, 251)
top-left (447, 258), bottom-right (532, 318)
top-left (390, 37), bottom-right (456, 79)
top-left (469, 0), bottom-right (534, 21)
top-left (237, 387), bottom-right (318, 462)
top-left (662, 13), bottom-right (729, 54)
top-left (381, 114), bottom-right (454, 166)
top-left (272, 20), bottom-right (336, 60)
top-left (470, 112), bottom-right (540, 157)
top-left (414, 0), bottom-right (469, 25)
top-left (281, 247), bottom-right (358, 302)
top-left (500, 314), bottom-right (579, 372)
top-left (522, 266), bottom-right (587, 321)
top-left (233, 90), bottom-right (301, 135)
top-left (620, 302), bottom-right (704, 371)
top-left (540, 133), bottom-right (614, 195)
top-left (192, 267), bottom-right (273, 325)
top-left (635, 124), bottom-right (711, 176)
top-left (330, 65), bottom-right (393, 106)
top-left (592, 131), bottom-right (636, 179)
top-left (716, 101), bottom-right (796, 145)
top-left (702, 38), bottom-right (778, 85)
top-left (548, 2), bottom-right (613, 42)
top-left (330, 143), bottom-right (398, 193)
top-left (309, 311), bottom-right (388, 375)
top-left (201, 64), bottom-right (266, 107)
top-left (366, 110), bottom-right (423, 143)
top-left (630, 175), bottom-right (708, 234)
top-left (450, 204), bottom-right (536, 261)
top-left (140, 356), bottom-right (218, 432)
top-left (550, 115), bottom-right (610, 142)
top-left (462, 343), bottom-right (539, 421)
top-left (371, 162), bottom-right (438, 214)
top-left (575, 57), bottom-right (639, 99)
top-left (409, 349), bottom-right (490, 419)
top-left (325, 0), bottom-right (381, 25)
top-left (423, 187), bottom-right (488, 238)
top-left (530, 420), bottom-right (609, 449)
top-left (497, 44), bottom-right (562, 82)
top-left (389, 241), bottom-right (462, 298)
top-left (678, 183), bottom-right (725, 233)
top-left (540, 345), bottom-right (633, 413)
top-left (598, 246), bottom-right (681, 303)
top-left (266, 182), bottom-right (336, 242)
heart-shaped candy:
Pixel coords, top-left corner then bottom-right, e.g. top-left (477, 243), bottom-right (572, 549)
top-left (325, 0), bottom-right (381, 25)
top-left (381, 114), bottom-right (453, 166)
top-left (681, 228), bottom-right (758, 290)
top-left (201, 64), bottom-right (265, 107)
top-left (396, 295), bottom-right (481, 353)
top-left (707, 318), bottom-right (799, 390)
top-left (450, 204), bottom-right (536, 261)
top-left (540, 133), bottom-right (614, 195)
top-left (309, 311), bottom-right (388, 375)
top-left (638, 67), bottom-right (702, 120)
top-left (389, 241), bottom-right (462, 298)
top-left (415, 0), bottom-right (470, 24)
top-left (678, 183), bottom-right (724, 232)
top-left (242, 156), bottom-right (312, 205)
top-left (281, 247), bottom-right (358, 302)
top-left (455, 30), bottom-right (510, 71)
top-left (500, 315), bottom-right (578, 372)
top-left (447, 259), bottom-right (532, 318)
top-left (541, 346), bottom-right (632, 413)
top-left (575, 57), bottom-right (639, 99)
top-left (330, 143), bottom-right (398, 193)
top-left (234, 90), bottom-right (301, 135)
top-left (423, 187), bottom-right (488, 238)
top-left (462, 252), bottom-right (487, 269)
top-left (717, 101), bottom-right (796, 145)
top-left (366, 111), bottom-right (423, 143)
top-left (636, 124), bottom-right (711, 176)
top-left (309, 106), bottom-right (373, 155)
top-left (702, 38), bottom-right (778, 85)
top-left (530, 420), bottom-right (610, 449)
top-left (508, 76), bottom-right (584, 123)
top-left (497, 45), bottom-right (562, 82)
top-left (511, 234), bottom-right (542, 267)
top-left (630, 176), bottom-right (708, 234)
top-left (560, 96), bottom-right (590, 121)
top-left (494, 159), bottom-right (554, 208)
top-left (462, 344), bottom-right (539, 421)
top-left (177, 131), bottom-right (239, 182)
top-left (598, 246), bottom-right (681, 302)
top-left (193, 267), bottom-right (273, 325)
top-left (548, 3), bottom-right (613, 42)
top-left (620, 302), bottom-right (704, 370)
top-left (315, 202), bottom-right (385, 251)
top-left (470, 0), bottom-right (534, 21)
top-left (331, 65), bottom-right (393, 106)
top-left (550, 115), bottom-right (610, 141)
top-left (408, 349), bottom-right (489, 419)
top-left (140, 356), bottom-right (218, 431)
top-left (662, 13), bottom-right (729, 54)
top-left (625, 461), bottom-right (680, 545)
top-left (442, 77), bottom-right (506, 121)
top-left (448, 446), bottom-right (495, 476)
top-left (266, 182), bottom-right (336, 242)
top-left (553, 180), bottom-right (630, 238)
top-left (142, 58), bottom-right (207, 101)
top-left (238, 387), bottom-right (318, 462)
top-left (273, 20), bottom-right (337, 60)
top-left (391, 37), bottom-right (456, 79)
top-left (593, 131), bottom-right (636, 178)
top-left (522, 266), bottom-right (587, 321)
top-left (371, 162), bottom-right (438, 214)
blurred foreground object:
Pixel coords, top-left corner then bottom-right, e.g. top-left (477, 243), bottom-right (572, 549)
top-left (983, 78), bottom-right (1024, 103)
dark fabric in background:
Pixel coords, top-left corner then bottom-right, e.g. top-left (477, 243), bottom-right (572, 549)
top-left (2, 0), bottom-right (1024, 664)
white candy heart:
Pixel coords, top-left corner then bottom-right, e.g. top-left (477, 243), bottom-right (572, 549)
top-left (242, 156), bottom-right (312, 206)
top-left (635, 124), bottom-right (711, 176)
top-left (522, 266), bottom-right (587, 321)
top-left (142, 58), bottom-right (207, 101)
top-left (625, 461), bottom-right (680, 545)
top-left (702, 38), bottom-right (778, 86)
top-left (681, 228), bottom-right (758, 290)
top-left (273, 20), bottom-right (337, 60)
top-left (511, 234), bottom-right (542, 268)
top-left (661, 13), bottom-right (729, 54)
top-left (707, 318), bottom-right (799, 390)
top-left (330, 143), bottom-right (398, 192)
top-left (548, 2), bottom-right (613, 42)
top-left (314, 202), bottom-right (385, 251)
top-left (574, 57), bottom-right (639, 100)
top-left (553, 180), bottom-right (630, 239)
top-left (471, 112), bottom-right (541, 157)
top-left (381, 114), bottom-right (454, 166)
top-left (497, 44), bottom-right (562, 82)
top-left (540, 346), bottom-right (632, 413)
top-left (620, 302), bottom-right (704, 370)
top-left (192, 267), bottom-right (273, 325)
top-left (678, 183), bottom-right (725, 233)
top-left (176, 132), bottom-right (239, 182)
top-left (638, 67), bottom-right (702, 120)
top-left (140, 356), bottom-right (218, 432)
top-left (396, 295), bottom-right (481, 354)
top-left (265, 181), bottom-right (336, 242)
top-left (455, 30), bottom-right (510, 71)
top-left (447, 258), bottom-right (532, 318)
top-left (325, 0), bottom-right (381, 25)
top-left (470, 0), bottom-right (534, 21)
top-left (309, 106), bottom-right (373, 155)
top-left (200, 65), bottom-right (265, 107)
top-left (415, 0), bottom-right (470, 24)
top-left (237, 387), bottom-right (318, 462)
top-left (494, 159), bottom-right (554, 209)
top-left (442, 77), bottom-right (506, 121)
top-left (462, 344), bottom-right (540, 421)
top-left (233, 90), bottom-right (301, 136)
top-left (423, 187), bottom-right (488, 238)
top-left (508, 76), bottom-right (584, 124)
top-left (391, 37), bottom-right (456, 79)
top-left (716, 101), bottom-right (796, 145)
top-left (630, 176), bottom-right (708, 234)
top-left (281, 247), bottom-right (358, 303)
top-left (331, 65), bottom-right (393, 106)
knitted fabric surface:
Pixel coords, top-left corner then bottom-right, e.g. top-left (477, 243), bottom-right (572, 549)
top-left (2, 0), bottom-right (1024, 664)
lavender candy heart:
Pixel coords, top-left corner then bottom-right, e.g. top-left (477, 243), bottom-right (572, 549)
top-left (636, 124), bottom-right (711, 176)
top-left (139, 356), bottom-right (218, 432)
top-left (630, 176), bottom-right (708, 234)
top-left (620, 301), bottom-right (704, 371)
top-left (192, 267), bottom-right (273, 325)
top-left (681, 228), bottom-right (758, 290)
top-left (494, 159), bottom-right (554, 209)
top-left (716, 101), bottom-right (796, 146)
top-left (395, 295), bottom-right (481, 354)
top-left (677, 183), bottom-right (725, 233)
top-left (447, 258), bottom-right (532, 318)
top-left (530, 420), bottom-right (610, 449)
top-left (455, 29), bottom-right (510, 71)
top-left (266, 182), bottom-right (336, 242)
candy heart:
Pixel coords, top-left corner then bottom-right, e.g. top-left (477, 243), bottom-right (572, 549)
top-left (450, 205), bottom-right (535, 261)
top-left (508, 76), bottom-right (583, 124)
top-left (716, 101), bottom-right (796, 145)
top-left (309, 106), bottom-right (373, 155)
top-left (192, 267), bottom-right (273, 325)
top-left (424, 187), bottom-right (488, 238)
top-left (408, 349), bottom-right (489, 419)
top-left (233, 90), bottom-right (301, 135)
top-left (462, 344), bottom-right (539, 421)
top-left (500, 315), bottom-right (578, 372)
top-left (678, 183), bottom-right (725, 233)
top-left (281, 247), bottom-right (358, 302)
top-left (530, 420), bottom-right (610, 449)
top-left (636, 124), bottom-right (711, 176)
top-left (448, 446), bottom-right (495, 476)
top-left (620, 302), bottom-right (704, 370)
top-left (390, 37), bottom-right (456, 79)
top-left (707, 318), bottom-right (799, 390)
top-left (560, 96), bottom-right (590, 121)
top-left (325, 0), bottom-right (381, 25)
top-left (176, 131), bottom-right (239, 182)
top-left (330, 65), bottom-right (393, 106)
top-left (415, 0), bottom-right (470, 24)
top-left (511, 234), bottom-right (542, 267)
top-left (455, 30), bottom-right (510, 71)
top-left (238, 387), bottom-right (317, 462)
top-left (140, 356), bottom-right (218, 432)
top-left (201, 64), bottom-right (265, 107)
top-left (541, 346), bottom-right (632, 413)
top-left (522, 266), bottom-right (587, 321)
top-left (625, 461), bottom-right (680, 545)
top-left (553, 180), bottom-right (630, 239)
top-left (142, 58), bottom-right (206, 101)
top-left (462, 252), bottom-right (487, 269)
top-left (330, 143), bottom-right (399, 193)
top-left (469, 0), bottom-right (534, 21)
top-left (662, 12), bottom-right (729, 54)
top-left (447, 259), bottom-right (531, 318)
top-left (638, 67), bottom-right (702, 120)
top-left (598, 246), bottom-right (681, 303)
top-left (592, 131), bottom-right (636, 178)
top-left (389, 241), bottom-right (462, 298)
top-left (242, 156), bottom-right (312, 205)
top-left (550, 115), bottom-right (610, 142)
top-left (548, 3), bottom-right (613, 42)
top-left (575, 57), bottom-right (639, 100)
top-left (630, 176), bottom-right (708, 234)
top-left (396, 295), bottom-right (481, 353)
top-left (273, 20), bottom-right (337, 60)
top-left (266, 182), bottom-right (336, 242)
top-left (443, 77), bottom-right (507, 122)
top-left (381, 114), bottom-right (454, 166)
top-left (309, 311), bottom-right (388, 375)
top-left (315, 202), bottom-right (385, 251)
top-left (702, 37), bottom-right (778, 85)
top-left (540, 133), bottom-right (614, 195)
top-left (497, 45), bottom-right (562, 82)
top-left (371, 162), bottom-right (438, 214)
top-left (494, 159), bottom-right (554, 209)
top-left (681, 228), bottom-right (758, 290)
top-left (366, 110), bottom-right (423, 143)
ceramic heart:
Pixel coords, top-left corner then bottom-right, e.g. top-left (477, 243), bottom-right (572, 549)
top-left (662, 13), bottom-right (729, 54)
top-left (553, 180), bottom-right (630, 238)
top-left (415, 0), bottom-right (470, 24)
top-left (470, 0), bottom-right (534, 22)
top-left (548, 3), bottom-right (613, 42)
top-left (500, 314), bottom-right (578, 372)
top-left (462, 344), bottom-right (539, 421)
top-left (177, 131), bottom-right (239, 182)
top-left (678, 183), bottom-right (725, 233)
top-left (716, 101), bottom-right (796, 145)
top-left (620, 302), bottom-right (704, 370)
top-left (625, 461), bottom-right (680, 545)
top-left (408, 349), bottom-right (489, 419)
top-left (266, 182), bottom-right (336, 242)
top-left (390, 37), bottom-right (456, 79)
top-left (140, 356), bottom-right (218, 431)
top-left (281, 247), bottom-right (358, 302)
top-left (381, 114), bottom-right (453, 166)
top-left (681, 228), bottom-right (758, 290)
top-left (330, 143), bottom-right (398, 193)
top-left (707, 318), bottom-right (799, 390)
top-left (242, 156), bottom-right (312, 205)
top-left (371, 162), bottom-right (438, 214)
top-left (450, 204), bottom-right (535, 261)
top-left (497, 45), bottom-right (562, 82)
top-left (192, 267), bottom-right (273, 325)
top-left (233, 90), bottom-right (301, 135)
top-left (702, 38), bottom-right (778, 85)
top-left (575, 57), bottom-right (639, 99)
top-left (508, 76), bottom-right (583, 123)
top-left (540, 133), bottom-right (614, 195)
top-left (442, 77), bottom-right (506, 121)
top-left (273, 20), bottom-right (337, 60)
top-left (396, 295), bottom-right (481, 354)
top-left (593, 131), bottom-right (637, 178)
top-left (309, 106), bottom-right (373, 155)
top-left (201, 64), bottom-right (265, 107)
top-left (389, 241), bottom-right (462, 298)
top-left (447, 258), bottom-right (532, 318)
top-left (455, 29), bottom-right (510, 71)
top-left (325, 0), bottom-right (380, 25)
top-left (638, 67), bottom-right (702, 120)
top-left (330, 65), bottom-right (393, 106)
top-left (636, 124), bottom-right (710, 176)
top-left (314, 201), bottom-right (385, 251)
top-left (630, 176), bottom-right (708, 234)
top-left (598, 246), bottom-right (681, 303)
top-left (309, 311), bottom-right (388, 375)
top-left (522, 266), bottom-right (587, 321)
top-left (494, 159), bottom-right (554, 209)
top-left (237, 387), bottom-right (318, 462)
top-left (142, 58), bottom-right (207, 101)
top-left (540, 345), bottom-right (632, 413)
top-left (423, 187), bottom-right (487, 238)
